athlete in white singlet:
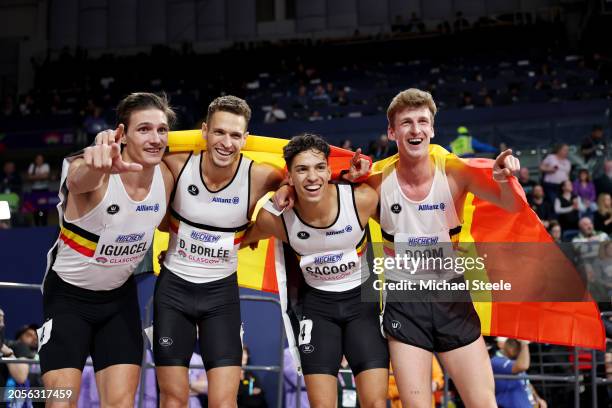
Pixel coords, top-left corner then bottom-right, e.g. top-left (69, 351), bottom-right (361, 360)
top-left (244, 134), bottom-right (389, 408)
top-left (40, 93), bottom-right (175, 408)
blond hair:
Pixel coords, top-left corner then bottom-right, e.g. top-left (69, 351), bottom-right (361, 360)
top-left (387, 88), bottom-right (437, 126)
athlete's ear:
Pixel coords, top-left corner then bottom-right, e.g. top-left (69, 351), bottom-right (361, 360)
top-left (387, 125), bottom-right (396, 142)
top-left (431, 133), bottom-right (435, 139)
top-left (201, 121), bottom-right (207, 136)
top-left (241, 131), bottom-right (249, 149)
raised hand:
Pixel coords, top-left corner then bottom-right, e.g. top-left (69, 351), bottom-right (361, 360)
top-left (493, 149), bottom-right (520, 183)
top-left (84, 125), bottom-right (142, 173)
top-left (342, 148), bottom-right (371, 182)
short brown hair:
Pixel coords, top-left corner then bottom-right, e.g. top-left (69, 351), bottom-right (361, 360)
top-left (207, 95), bottom-right (252, 128)
top-left (116, 92), bottom-right (176, 131)
top-left (387, 88), bottom-right (437, 126)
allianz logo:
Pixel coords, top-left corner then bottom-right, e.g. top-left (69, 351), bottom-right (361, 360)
top-left (314, 253), bottom-right (343, 264)
top-left (417, 202), bottom-right (445, 211)
top-left (136, 203), bottom-right (160, 212)
top-left (212, 196), bottom-right (240, 204)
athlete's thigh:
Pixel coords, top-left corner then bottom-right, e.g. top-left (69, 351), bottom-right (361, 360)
top-left (91, 290), bottom-right (143, 372)
top-left (298, 310), bottom-right (343, 376)
top-left (197, 301), bottom-right (242, 370)
top-left (39, 313), bottom-right (92, 375)
top-left (342, 302), bottom-right (389, 376)
top-left (153, 270), bottom-right (197, 367)
top-left (437, 336), bottom-right (496, 407)
top-left (388, 336), bottom-right (434, 408)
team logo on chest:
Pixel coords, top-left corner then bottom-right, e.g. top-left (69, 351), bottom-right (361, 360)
top-left (187, 185), bottom-right (199, 196)
top-left (390, 203), bottom-right (402, 214)
top-left (107, 204), bottom-right (120, 215)
top-left (297, 231), bottom-right (310, 240)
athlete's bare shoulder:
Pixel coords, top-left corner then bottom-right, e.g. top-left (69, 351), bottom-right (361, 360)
top-left (365, 172), bottom-right (383, 196)
top-left (353, 182), bottom-right (379, 226)
top-left (250, 161), bottom-right (285, 194)
top-left (162, 151), bottom-right (191, 178)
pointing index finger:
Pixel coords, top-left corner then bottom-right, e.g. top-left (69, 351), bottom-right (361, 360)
top-left (496, 149), bottom-right (513, 166)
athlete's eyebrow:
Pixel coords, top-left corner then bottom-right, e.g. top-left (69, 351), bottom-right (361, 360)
top-left (135, 121), bottom-right (168, 128)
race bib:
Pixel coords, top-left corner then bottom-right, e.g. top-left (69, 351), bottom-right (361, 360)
top-left (174, 223), bottom-right (235, 266)
top-left (341, 389), bottom-right (357, 407)
top-left (388, 230), bottom-right (455, 281)
top-left (299, 249), bottom-right (360, 284)
top-left (37, 319), bottom-right (52, 352)
top-left (93, 229), bottom-right (153, 266)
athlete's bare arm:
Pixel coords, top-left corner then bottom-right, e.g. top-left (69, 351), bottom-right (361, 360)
top-left (65, 126), bottom-right (143, 219)
top-left (248, 163), bottom-right (285, 218)
top-left (353, 183), bottom-right (380, 228)
top-left (241, 207), bottom-right (287, 247)
top-left (365, 172), bottom-right (383, 222)
top-left (156, 160), bottom-right (176, 232)
top-left (446, 149), bottom-right (524, 213)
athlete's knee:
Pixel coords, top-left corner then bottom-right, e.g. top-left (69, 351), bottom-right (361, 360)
top-left (359, 397), bottom-right (387, 408)
top-left (459, 388), bottom-right (497, 408)
top-left (207, 396), bottom-right (237, 408)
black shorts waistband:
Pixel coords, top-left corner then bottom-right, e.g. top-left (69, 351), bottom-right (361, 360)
top-left (45, 269), bottom-right (135, 303)
top-left (160, 265), bottom-right (238, 287)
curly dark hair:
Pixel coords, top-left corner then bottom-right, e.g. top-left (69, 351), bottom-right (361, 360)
top-left (283, 133), bottom-right (330, 168)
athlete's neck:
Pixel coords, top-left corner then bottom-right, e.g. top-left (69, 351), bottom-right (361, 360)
top-left (396, 153), bottom-right (434, 187)
top-left (119, 152), bottom-right (156, 198)
top-left (202, 151), bottom-right (240, 190)
top-left (294, 184), bottom-right (338, 227)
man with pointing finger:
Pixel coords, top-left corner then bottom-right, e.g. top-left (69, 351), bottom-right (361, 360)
top-left (367, 88), bottom-right (523, 408)
top-left (40, 93), bottom-right (176, 408)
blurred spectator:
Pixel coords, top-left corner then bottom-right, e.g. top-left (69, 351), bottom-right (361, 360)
top-left (554, 180), bottom-right (580, 232)
top-left (518, 168), bottom-right (536, 198)
top-left (491, 338), bottom-right (547, 408)
top-left (594, 241), bottom-right (612, 293)
top-left (459, 92), bottom-right (475, 109)
top-left (573, 169), bottom-right (597, 215)
top-left (407, 12), bottom-right (426, 34)
top-left (547, 220), bottom-right (562, 242)
top-left (594, 159), bottom-right (612, 196)
top-left (308, 111), bottom-right (323, 121)
top-left (11, 324), bottom-right (42, 391)
top-left (593, 193), bottom-right (612, 235)
top-left (540, 144), bottom-right (571, 204)
top-left (581, 125), bottom-right (606, 163)
top-left (453, 11), bottom-right (470, 32)
top-left (0, 310), bottom-right (33, 408)
top-left (340, 139), bottom-right (354, 151)
top-left (188, 352), bottom-right (208, 407)
top-left (27, 154), bottom-right (50, 226)
top-left (572, 217), bottom-right (609, 263)
top-left (18, 95), bottom-right (35, 117)
top-left (332, 89), bottom-right (349, 106)
top-left (582, 263), bottom-right (609, 303)
top-left (2, 96), bottom-right (15, 117)
top-left (337, 356), bottom-right (357, 408)
top-left (368, 134), bottom-right (397, 160)
top-left (238, 346), bottom-right (267, 408)
top-left (448, 126), bottom-right (497, 158)
top-left (283, 347), bottom-right (309, 408)
top-left (293, 85), bottom-right (309, 109)
top-left (0, 161), bottom-right (22, 194)
top-left (83, 106), bottom-right (110, 140)
top-left (312, 84), bottom-right (330, 105)
top-left (263, 103), bottom-right (287, 124)
top-left (391, 15), bottom-right (407, 33)
top-left (529, 185), bottom-right (555, 228)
